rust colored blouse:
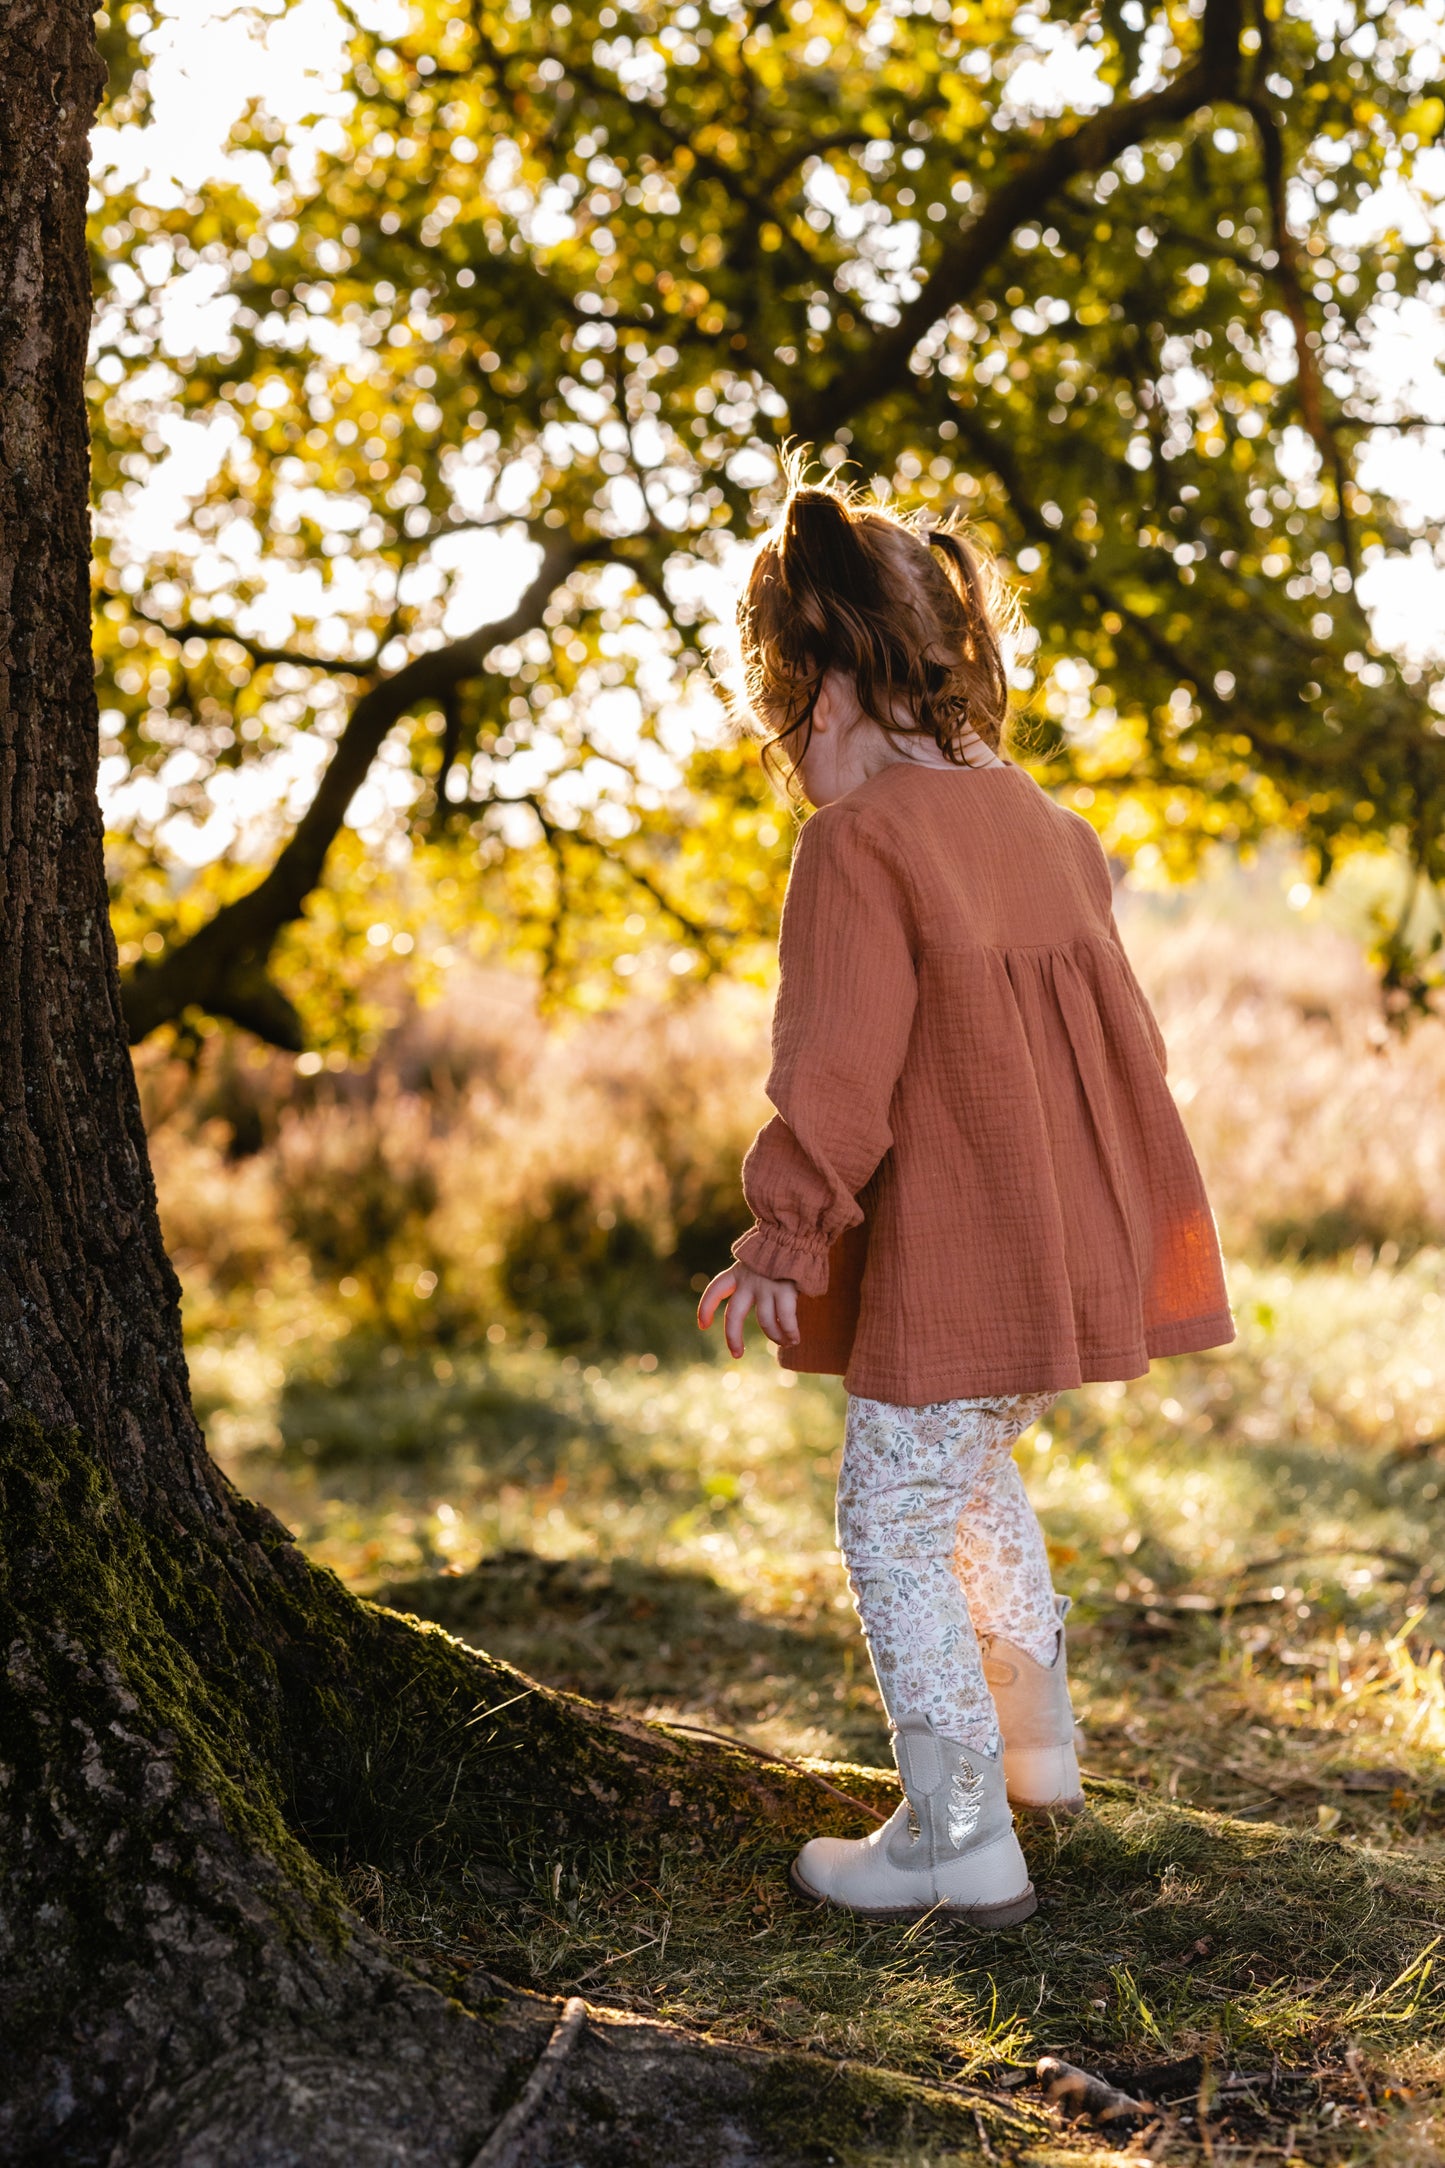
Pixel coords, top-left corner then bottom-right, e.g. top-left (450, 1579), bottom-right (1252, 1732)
top-left (731, 762), bottom-right (1234, 1403)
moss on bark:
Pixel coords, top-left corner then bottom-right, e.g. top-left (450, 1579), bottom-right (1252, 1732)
top-left (0, 14), bottom-right (986, 2155)
top-left (3, 1407), bottom-right (1000, 2166)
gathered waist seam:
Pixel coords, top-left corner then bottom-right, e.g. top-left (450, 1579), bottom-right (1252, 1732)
top-left (916, 931), bottom-right (1118, 957)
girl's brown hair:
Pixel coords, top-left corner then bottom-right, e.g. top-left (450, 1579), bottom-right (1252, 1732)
top-left (737, 459), bottom-right (1020, 794)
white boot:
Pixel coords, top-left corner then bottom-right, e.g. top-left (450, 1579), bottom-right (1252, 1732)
top-left (983, 1595), bottom-right (1085, 1814)
top-left (790, 1714), bottom-right (1036, 1924)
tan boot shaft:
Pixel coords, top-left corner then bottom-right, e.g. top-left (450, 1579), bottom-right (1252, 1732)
top-left (983, 1595), bottom-right (1085, 1813)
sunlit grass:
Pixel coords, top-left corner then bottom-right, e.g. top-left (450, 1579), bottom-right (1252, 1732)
top-left (164, 890), bottom-right (1445, 2160)
top-left (205, 1249), bottom-right (1445, 1814)
top-left (190, 1247), bottom-right (1445, 2160)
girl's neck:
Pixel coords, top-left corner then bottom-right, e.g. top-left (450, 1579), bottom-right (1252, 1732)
top-left (800, 673), bottom-right (1007, 805)
top-left (863, 721), bottom-right (1006, 780)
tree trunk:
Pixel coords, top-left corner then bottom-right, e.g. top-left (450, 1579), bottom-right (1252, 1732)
top-left (0, 10), bottom-right (993, 2163)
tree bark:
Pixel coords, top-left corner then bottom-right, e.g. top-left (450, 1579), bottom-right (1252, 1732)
top-left (0, 10), bottom-right (996, 2163)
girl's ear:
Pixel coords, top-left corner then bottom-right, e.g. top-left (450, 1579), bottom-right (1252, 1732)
top-left (812, 670), bottom-right (837, 732)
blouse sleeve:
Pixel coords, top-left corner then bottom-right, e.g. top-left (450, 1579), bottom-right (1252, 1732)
top-left (731, 809), bottom-right (917, 1296)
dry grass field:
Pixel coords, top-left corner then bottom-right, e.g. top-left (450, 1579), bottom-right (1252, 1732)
top-left (148, 872), bottom-right (1445, 2166)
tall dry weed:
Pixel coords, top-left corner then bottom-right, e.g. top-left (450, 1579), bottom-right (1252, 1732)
top-left (143, 900), bottom-right (1445, 1351)
top-left (146, 972), bottom-right (773, 1349)
top-left (1124, 905), bottom-right (1445, 1258)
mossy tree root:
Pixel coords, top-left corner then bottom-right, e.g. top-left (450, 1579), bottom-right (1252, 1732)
top-left (120, 1989), bottom-right (1022, 2168)
top-left (4, 1412), bottom-right (1008, 2167)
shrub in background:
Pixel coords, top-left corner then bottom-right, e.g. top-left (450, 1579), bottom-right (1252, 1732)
top-left (500, 1180), bottom-right (675, 1352)
top-left (144, 972), bottom-right (764, 1356)
top-left (142, 904), bottom-right (1445, 1362)
top-left (1125, 905), bottom-right (1445, 1262)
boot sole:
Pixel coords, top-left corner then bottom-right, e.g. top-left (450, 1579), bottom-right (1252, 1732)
top-left (1011, 1796), bottom-right (1086, 1821)
top-left (789, 1860), bottom-right (1037, 1927)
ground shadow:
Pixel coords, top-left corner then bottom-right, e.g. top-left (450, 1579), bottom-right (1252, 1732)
top-left (379, 1547), bottom-right (892, 1767)
top-left (276, 1357), bottom-right (641, 1483)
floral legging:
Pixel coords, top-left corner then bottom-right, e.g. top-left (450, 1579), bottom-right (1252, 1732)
top-left (837, 1392), bottom-right (1061, 1755)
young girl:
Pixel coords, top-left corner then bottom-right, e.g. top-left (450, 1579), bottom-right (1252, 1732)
top-left (699, 479), bottom-right (1233, 1926)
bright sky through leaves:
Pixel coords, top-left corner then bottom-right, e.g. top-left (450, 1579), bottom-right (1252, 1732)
top-left (87, 0), bottom-right (1445, 1050)
top-left (94, 0), bottom-right (1445, 876)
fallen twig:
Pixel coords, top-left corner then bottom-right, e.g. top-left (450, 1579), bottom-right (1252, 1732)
top-left (1088, 1545), bottom-right (1428, 1624)
top-left (568, 1934), bottom-right (662, 1987)
top-left (467, 1996), bottom-right (587, 2168)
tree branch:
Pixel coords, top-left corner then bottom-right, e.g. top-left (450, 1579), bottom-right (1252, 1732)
top-left (604, 846), bottom-right (731, 955)
top-left (1347, 414), bottom-right (1445, 435)
top-left (120, 534), bottom-right (592, 1047)
top-left (428, 682), bottom-right (466, 837)
top-left (164, 621), bottom-right (368, 676)
top-left (758, 126), bottom-right (883, 194)
top-left (517, 791), bottom-right (570, 988)
top-left (790, 0), bottom-right (1244, 441)
top-left (508, 784), bottom-right (732, 963)
top-left (1245, 92), bottom-right (1359, 586)
top-left (154, 512), bottom-right (522, 675)
top-left (945, 398), bottom-right (1356, 775)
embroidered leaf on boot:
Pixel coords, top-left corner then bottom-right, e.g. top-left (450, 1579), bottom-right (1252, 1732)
top-left (947, 1757), bottom-right (984, 1849)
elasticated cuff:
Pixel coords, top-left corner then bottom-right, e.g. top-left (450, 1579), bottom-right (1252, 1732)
top-left (731, 1223), bottom-right (831, 1298)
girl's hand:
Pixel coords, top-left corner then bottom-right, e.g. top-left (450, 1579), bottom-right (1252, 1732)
top-left (697, 1264), bottom-right (800, 1359)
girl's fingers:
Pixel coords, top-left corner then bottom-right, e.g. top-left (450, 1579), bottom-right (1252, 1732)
top-left (699, 1268), bottom-right (799, 1353)
top-left (697, 1268), bottom-right (737, 1330)
top-left (724, 1281), bottom-right (755, 1359)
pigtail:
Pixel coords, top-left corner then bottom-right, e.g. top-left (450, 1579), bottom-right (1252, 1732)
top-left (780, 488), bottom-right (903, 721)
top-left (778, 488), bottom-right (883, 650)
top-left (927, 528), bottom-right (1010, 730)
top-left (738, 455), bottom-right (1021, 789)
